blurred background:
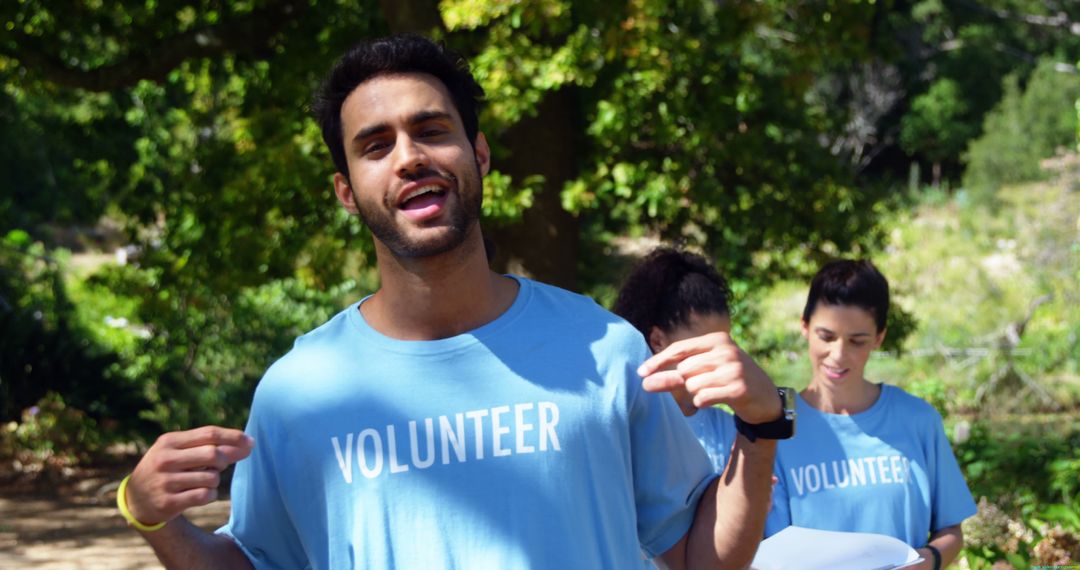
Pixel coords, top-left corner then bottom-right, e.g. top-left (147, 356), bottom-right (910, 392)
top-left (1, 1), bottom-right (1077, 566)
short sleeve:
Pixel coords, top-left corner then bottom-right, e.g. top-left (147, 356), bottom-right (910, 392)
top-left (686, 408), bottom-right (738, 473)
top-left (627, 350), bottom-right (716, 557)
top-left (926, 412), bottom-right (977, 532)
top-left (763, 458), bottom-right (791, 538)
top-left (217, 398), bottom-right (310, 569)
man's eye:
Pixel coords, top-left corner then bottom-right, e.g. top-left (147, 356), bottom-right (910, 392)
top-left (419, 128), bottom-right (445, 138)
top-left (364, 142), bottom-right (390, 155)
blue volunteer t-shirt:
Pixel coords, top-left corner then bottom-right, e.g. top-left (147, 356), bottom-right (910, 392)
top-left (642, 407), bottom-right (738, 570)
top-left (765, 385), bottom-right (977, 547)
top-left (218, 276), bottom-right (715, 569)
top-left (684, 407), bottom-right (737, 473)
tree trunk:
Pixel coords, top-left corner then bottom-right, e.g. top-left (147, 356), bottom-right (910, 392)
top-left (378, 0), bottom-right (443, 34)
top-left (488, 88), bottom-right (583, 291)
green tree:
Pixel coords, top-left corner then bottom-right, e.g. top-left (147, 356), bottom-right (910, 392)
top-left (890, 0), bottom-right (1080, 186)
top-left (0, 0), bottom-right (916, 430)
top-left (964, 58), bottom-right (1080, 199)
top-left (900, 78), bottom-right (977, 186)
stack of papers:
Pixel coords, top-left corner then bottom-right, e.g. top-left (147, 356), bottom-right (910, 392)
top-left (749, 526), bottom-right (923, 570)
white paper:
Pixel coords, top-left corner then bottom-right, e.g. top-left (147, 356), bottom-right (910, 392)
top-left (749, 526), bottom-right (923, 570)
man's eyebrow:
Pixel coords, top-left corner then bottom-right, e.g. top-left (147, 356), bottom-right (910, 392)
top-left (813, 326), bottom-right (872, 337)
top-left (410, 110), bottom-right (454, 125)
top-left (350, 111), bottom-right (455, 146)
top-left (352, 123), bottom-right (389, 146)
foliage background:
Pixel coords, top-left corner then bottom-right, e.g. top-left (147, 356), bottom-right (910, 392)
top-left (2, 0), bottom-right (1078, 566)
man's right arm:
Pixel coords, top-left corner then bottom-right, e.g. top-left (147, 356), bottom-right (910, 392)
top-left (138, 515), bottom-right (252, 569)
top-left (123, 426), bottom-right (255, 569)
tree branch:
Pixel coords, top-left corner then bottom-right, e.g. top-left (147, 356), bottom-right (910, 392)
top-left (952, 0), bottom-right (1080, 36)
top-left (4, 0), bottom-right (308, 92)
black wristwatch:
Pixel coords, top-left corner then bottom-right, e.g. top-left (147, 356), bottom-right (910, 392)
top-left (733, 387), bottom-right (796, 442)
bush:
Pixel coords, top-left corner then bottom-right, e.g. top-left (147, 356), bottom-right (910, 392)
top-left (0, 230), bottom-right (152, 432)
top-left (86, 262), bottom-right (360, 431)
top-left (2, 392), bottom-right (103, 467)
top-left (958, 420), bottom-right (1080, 567)
top-left (956, 420), bottom-right (1080, 515)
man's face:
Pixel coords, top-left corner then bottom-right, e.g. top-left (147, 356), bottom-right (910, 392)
top-left (333, 73), bottom-right (490, 259)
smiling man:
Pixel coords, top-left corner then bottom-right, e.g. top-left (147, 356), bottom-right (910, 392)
top-left (336, 74), bottom-right (485, 260)
top-left (118, 34), bottom-right (789, 570)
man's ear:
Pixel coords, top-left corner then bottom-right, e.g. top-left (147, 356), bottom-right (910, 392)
top-left (474, 132), bottom-right (491, 177)
top-left (648, 326), bottom-right (668, 354)
top-left (801, 319), bottom-right (810, 341)
top-left (333, 173), bottom-right (359, 214)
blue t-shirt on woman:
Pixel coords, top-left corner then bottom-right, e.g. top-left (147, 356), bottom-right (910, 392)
top-left (765, 385), bottom-right (977, 547)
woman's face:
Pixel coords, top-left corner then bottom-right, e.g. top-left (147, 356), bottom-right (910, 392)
top-left (801, 303), bottom-right (885, 388)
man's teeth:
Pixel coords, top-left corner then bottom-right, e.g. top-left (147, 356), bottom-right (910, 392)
top-left (402, 185), bottom-right (445, 203)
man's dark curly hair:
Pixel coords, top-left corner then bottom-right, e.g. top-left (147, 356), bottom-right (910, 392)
top-left (312, 33), bottom-right (485, 181)
top-left (612, 247), bottom-right (732, 338)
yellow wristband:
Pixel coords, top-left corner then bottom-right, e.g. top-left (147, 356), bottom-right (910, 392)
top-left (117, 474), bottom-right (167, 532)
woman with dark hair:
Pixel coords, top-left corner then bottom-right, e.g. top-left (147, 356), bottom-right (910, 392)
top-left (765, 259), bottom-right (976, 570)
top-left (613, 247), bottom-right (738, 472)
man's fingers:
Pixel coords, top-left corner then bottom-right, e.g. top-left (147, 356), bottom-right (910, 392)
top-left (124, 426), bottom-right (252, 525)
top-left (162, 425), bottom-right (254, 451)
top-left (163, 470), bottom-right (221, 494)
top-left (641, 370), bottom-right (688, 394)
top-left (150, 426), bottom-right (254, 471)
top-left (158, 442), bottom-right (253, 472)
top-left (674, 349), bottom-right (740, 380)
top-left (172, 486), bottom-right (220, 510)
top-left (683, 361), bottom-right (746, 395)
top-left (126, 470), bottom-right (221, 525)
top-left (217, 443), bottom-right (254, 465)
top-left (692, 385), bottom-right (740, 409)
top-left (638, 332), bottom-right (733, 376)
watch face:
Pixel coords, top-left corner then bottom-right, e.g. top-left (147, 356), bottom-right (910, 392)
top-left (779, 387), bottom-right (797, 421)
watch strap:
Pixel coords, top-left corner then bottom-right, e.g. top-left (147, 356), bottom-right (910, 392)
top-left (734, 387), bottom-right (796, 441)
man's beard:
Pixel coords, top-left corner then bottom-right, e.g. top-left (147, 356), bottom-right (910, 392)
top-left (354, 164), bottom-right (483, 259)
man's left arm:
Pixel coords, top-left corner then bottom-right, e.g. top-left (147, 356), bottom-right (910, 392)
top-left (641, 332), bottom-right (783, 570)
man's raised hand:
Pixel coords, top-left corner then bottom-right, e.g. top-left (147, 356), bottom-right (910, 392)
top-left (638, 331), bottom-right (782, 425)
top-left (125, 426), bottom-right (254, 528)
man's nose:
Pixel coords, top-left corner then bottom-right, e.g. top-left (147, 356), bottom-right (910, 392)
top-left (393, 136), bottom-right (429, 177)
